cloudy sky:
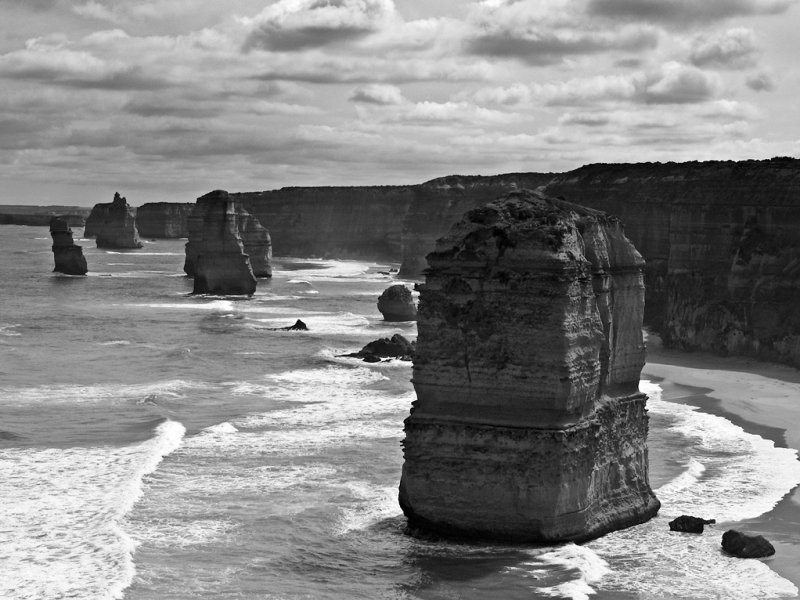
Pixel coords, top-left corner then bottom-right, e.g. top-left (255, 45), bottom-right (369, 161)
top-left (2, 0), bottom-right (799, 206)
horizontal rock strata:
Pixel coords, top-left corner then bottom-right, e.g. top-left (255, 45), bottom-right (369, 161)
top-left (136, 202), bottom-right (194, 238)
top-left (186, 190), bottom-right (257, 295)
top-left (49, 216), bottom-right (87, 275)
top-left (399, 189), bottom-right (660, 542)
top-left (84, 192), bottom-right (142, 249)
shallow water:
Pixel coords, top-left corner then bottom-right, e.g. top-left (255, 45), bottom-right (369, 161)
top-left (1, 225), bottom-right (799, 599)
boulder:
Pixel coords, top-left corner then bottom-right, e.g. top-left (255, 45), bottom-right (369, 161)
top-left (340, 333), bottom-right (415, 362)
top-left (84, 192), bottom-right (143, 249)
top-left (269, 319), bottom-right (309, 331)
top-left (186, 190), bottom-right (257, 295)
top-left (398, 189), bottom-right (660, 542)
top-left (377, 284), bottom-right (417, 321)
top-left (49, 217), bottom-right (88, 275)
top-left (721, 530), bottom-right (776, 558)
top-left (668, 515), bottom-right (716, 534)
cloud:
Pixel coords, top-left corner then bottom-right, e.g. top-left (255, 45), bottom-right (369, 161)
top-left (689, 28), bottom-right (759, 68)
top-left (349, 83), bottom-right (405, 104)
top-left (746, 71), bottom-right (775, 91)
top-left (642, 61), bottom-right (719, 103)
top-left (586, 0), bottom-right (795, 25)
top-left (472, 83), bottom-right (532, 106)
top-left (241, 0), bottom-right (396, 51)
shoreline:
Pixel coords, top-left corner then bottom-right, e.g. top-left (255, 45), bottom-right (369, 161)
top-left (643, 332), bottom-right (800, 592)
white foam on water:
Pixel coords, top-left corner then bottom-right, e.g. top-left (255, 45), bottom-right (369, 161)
top-left (104, 251), bottom-right (182, 256)
top-left (0, 420), bottom-right (185, 600)
top-left (583, 380), bottom-right (800, 599)
top-left (535, 544), bottom-right (611, 600)
top-left (125, 300), bottom-right (237, 312)
top-left (98, 340), bottom-right (132, 346)
top-left (318, 347), bottom-right (416, 370)
top-left (0, 379), bottom-right (198, 405)
top-left (334, 483), bottom-right (403, 535)
top-left (251, 312), bottom-right (372, 335)
top-left (278, 259), bottom-right (394, 283)
top-left (0, 323), bottom-right (22, 337)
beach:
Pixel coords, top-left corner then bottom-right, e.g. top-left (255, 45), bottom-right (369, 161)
top-left (644, 331), bottom-right (800, 590)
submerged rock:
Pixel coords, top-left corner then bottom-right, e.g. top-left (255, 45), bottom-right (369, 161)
top-left (340, 334), bottom-right (415, 362)
top-left (399, 189), bottom-right (660, 542)
top-left (669, 515), bottom-right (716, 534)
top-left (49, 216), bottom-right (88, 275)
top-left (377, 284), bottom-right (417, 321)
top-left (269, 319), bottom-right (309, 331)
top-left (84, 192), bottom-right (142, 249)
top-left (186, 190), bottom-right (257, 295)
top-left (722, 530), bottom-right (776, 558)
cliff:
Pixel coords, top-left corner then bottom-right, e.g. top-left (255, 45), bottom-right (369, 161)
top-left (398, 189), bottom-right (659, 542)
top-left (136, 202), bottom-right (193, 238)
top-left (84, 193), bottom-right (143, 249)
top-left (49, 217), bottom-right (87, 275)
top-left (185, 197), bottom-right (271, 278)
top-left (185, 190), bottom-right (257, 295)
top-left (0, 206), bottom-right (90, 227)
top-left (234, 186), bottom-right (414, 259)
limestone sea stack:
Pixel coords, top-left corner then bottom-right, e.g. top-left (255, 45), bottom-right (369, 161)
top-left (399, 189), bottom-right (660, 542)
top-left (136, 202), bottom-right (194, 238)
top-left (377, 284), bottom-right (417, 321)
top-left (84, 192), bottom-right (143, 249)
top-left (185, 190), bottom-right (257, 295)
top-left (49, 217), bottom-right (88, 275)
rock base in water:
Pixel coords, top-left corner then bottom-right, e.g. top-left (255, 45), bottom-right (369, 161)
top-left (340, 334), bottom-right (415, 362)
top-left (50, 217), bottom-right (88, 275)
top-left (722, 530), bottom-right (776, 558)
top-left (377, 284), bottom-right (417, 321)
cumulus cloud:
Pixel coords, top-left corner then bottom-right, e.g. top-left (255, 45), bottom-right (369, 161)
top-left (586, 0), bottom-right (795, 25)
top-left (241, 0), bottom-right (396, 51)
top-left (349, 83), bottom-right (405, 104)
top-left (689, 28), bottom-right (759, 68)
top-left (472, 83), bottom-right (532, 106)
top-left (746, 71), bottom-right (776, 91)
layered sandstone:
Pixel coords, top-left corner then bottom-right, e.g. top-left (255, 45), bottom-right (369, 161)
top-left (49, 217), bottom-right (88, 275)
top-left (185, 197), bottom-right (271, 279)
top-left (136, 202), bottom-right (194, 238)
top-left (185, 190), bottom-right (257, 295)
top-left (84, 193), bottom-right (143, 249)
top-left (399, 189), bottom-right (659, 542)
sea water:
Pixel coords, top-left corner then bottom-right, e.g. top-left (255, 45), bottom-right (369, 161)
top-left (1, 224), bottom-right (799, 599)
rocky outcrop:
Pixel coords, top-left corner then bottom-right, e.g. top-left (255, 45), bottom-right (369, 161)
top-left (341, 334), bottom-right (415, 362)
top-left (398, 189), bottom-right (660, 542)
top-left (722, 530), bottom-right (776, 558)
top-left (84, 193), bottom-right (142, 249)
top-left (377, 284), bottom-right (417, 321)
top-left (185, 197), bottom-right (271, 279)
top-left (185, 190), bottom-right (257, 295)
top-left (136, 202), bottom-right (194, 238)
top-left (49, 217), bottom-right (88, 275)
top-left (668, 515), bottom-right (715, 533)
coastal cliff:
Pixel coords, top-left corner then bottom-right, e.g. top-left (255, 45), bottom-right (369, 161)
top-left (0, 206), bottom-right (90, 227)
top-left (84, 193), bottom-right (142, 249)
top-left (49, 217), bottom-right (87, 275)
top-left (185, 190), bottom-right (257, 295)
top-left (136, 202), bottom-right (193, 238)
top-left (398, 189), bottom-right (659, 542)
top-left (235, 186), bottom-right (414, 259)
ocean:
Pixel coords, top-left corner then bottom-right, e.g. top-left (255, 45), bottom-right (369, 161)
top-left (2, 224), bottom-right (800, 600)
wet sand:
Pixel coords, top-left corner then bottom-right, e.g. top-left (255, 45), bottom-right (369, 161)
top-left (644, 333), bottom-right (800, 591)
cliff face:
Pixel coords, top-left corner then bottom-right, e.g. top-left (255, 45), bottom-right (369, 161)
top-left (185, 190), bottom-right (257, 295)
top-left (235, 186), bottom-right (414, 259)
top-left (185, 198), bottom-right (271, 278)
top-left (136, 202), bottom-right (194, 238)
top-left (0, 206), bottom-right (90, 227)
top-left (84, 193), bottom-right (143, 249)
top-left (49, 217), bottom-right (87, 275)
top-left (399, 190), bottom-right (659, 542)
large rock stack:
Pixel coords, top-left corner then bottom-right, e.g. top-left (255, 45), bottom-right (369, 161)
top-left (49, 216), bottom-right (88, 275)
top-left (84, 192), bottom-right (143, 249)
top-left (185, 190), bottom-right (257, 295)
top-left (399, 189), bottom-right (660, 542)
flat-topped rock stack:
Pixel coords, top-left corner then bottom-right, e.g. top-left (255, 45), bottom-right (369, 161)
top-left (49, 216), bottom-right (88, 275)
top-left (185, 190), bottom-right (258, 295)
top-left (84, 192), bottom-right (142, 249)
top-left (398, 189), bottom-right (660, 542)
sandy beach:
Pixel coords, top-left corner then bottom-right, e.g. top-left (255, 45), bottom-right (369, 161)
top-left (644, 332), bottom-right (800, 591)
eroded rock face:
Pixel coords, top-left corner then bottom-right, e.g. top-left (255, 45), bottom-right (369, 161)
top-left (84, 192), bottom-right (142, 249)
top-left (49, 216), bottom-right (88, 275)
top-left (185, 190), bottom-right (257, 295)
top-left (399, 189), bottom-right (660, 542)
top-left (377, 284), bottom-right (417, 321)
top-left (136, 202), bottom-right (194, 238)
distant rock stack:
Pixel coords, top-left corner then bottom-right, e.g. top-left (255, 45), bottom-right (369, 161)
top-left (185, 196), bottom-right (271, 279)
top-left (49, 216), bottom-right (88, 275)
top-left (377, 284), bottom-right (417, 321)
top-left (185, 190), bottom-right (257, 295)
top-left (136, 202), bottom-right (194, 238)
top-left (84, 192), bottom-right (143, 249)
top-left (399, 189), bottom-right (660, 542)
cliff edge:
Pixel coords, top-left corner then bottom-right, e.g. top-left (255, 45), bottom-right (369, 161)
top-left (399, 189), bottom-right (659, 542)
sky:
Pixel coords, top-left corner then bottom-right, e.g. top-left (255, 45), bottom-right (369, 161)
top-left (1, 0), bottom-right (799, 206)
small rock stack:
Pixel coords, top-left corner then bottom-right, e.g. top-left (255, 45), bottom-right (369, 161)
top-left (49, 216), bottom-right (88, 275)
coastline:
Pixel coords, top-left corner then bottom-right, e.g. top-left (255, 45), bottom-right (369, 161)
top-left (643, 332), bottom-right (800, 592)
